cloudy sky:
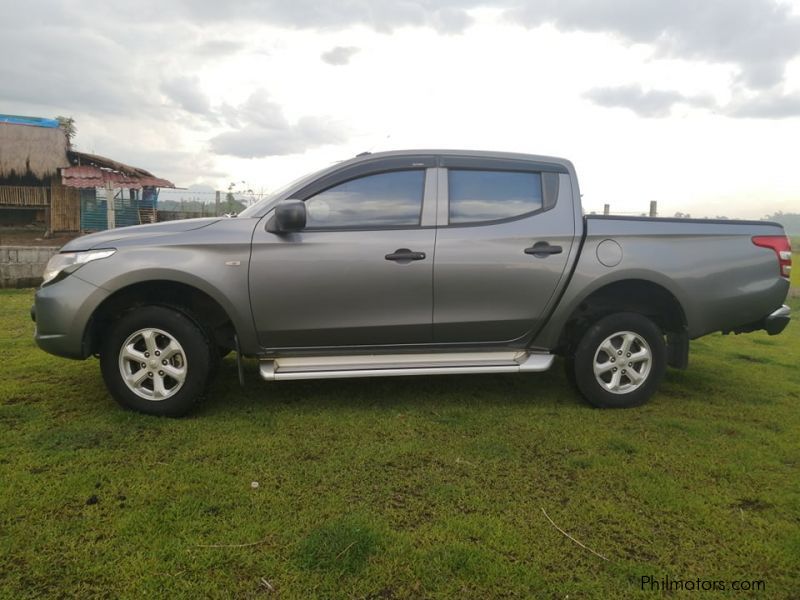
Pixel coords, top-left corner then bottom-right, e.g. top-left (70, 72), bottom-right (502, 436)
top-left (2, 0), bottom-right (800, 217)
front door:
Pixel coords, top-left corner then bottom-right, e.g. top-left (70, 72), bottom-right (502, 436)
top-left (249, 168), bottom-right (435, 349)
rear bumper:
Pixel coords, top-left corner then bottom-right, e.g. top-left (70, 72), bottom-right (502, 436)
top-left (729, 304), bottom-right (791, 336)
top-left (763, 304), bottom-right (790, 336)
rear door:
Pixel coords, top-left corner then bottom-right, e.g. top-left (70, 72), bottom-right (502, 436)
top-left (249, 157), bottom-right (437, 349)
top-left (433, 157), bottom-right (576, 343)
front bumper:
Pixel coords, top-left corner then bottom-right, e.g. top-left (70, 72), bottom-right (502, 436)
top-left (763, 304), bottom-right (791, 336)
top-left (32, 275), bottom-right (109, 359)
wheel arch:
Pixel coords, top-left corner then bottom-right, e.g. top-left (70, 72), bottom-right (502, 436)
top-left (85, 279), bottom-right (243, 357)
top-left (556, 278), bottom-right (688, 357)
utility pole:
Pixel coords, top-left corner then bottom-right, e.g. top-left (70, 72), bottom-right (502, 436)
top-left (44, 183), bottom-right (52, 238)
top-left (106, 182), bottom-right (116, 229)
top-left (215, 190), bottom-right (221, 216)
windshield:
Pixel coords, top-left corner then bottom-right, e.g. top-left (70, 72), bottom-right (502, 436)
top-left (237, 165), bottom-right (332, 218)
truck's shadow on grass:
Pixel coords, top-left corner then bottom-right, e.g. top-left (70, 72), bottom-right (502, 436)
top-left (201, 357), bottom-right (588, 415)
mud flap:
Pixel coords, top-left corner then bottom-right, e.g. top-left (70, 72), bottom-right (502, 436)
top-left (234, 334), bottom-right (245, 387)
top-left (666, 331), bottom-right (689, 369)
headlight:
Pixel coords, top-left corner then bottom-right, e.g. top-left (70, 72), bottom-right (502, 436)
top-left (42, 249), bottom-right (116, 286)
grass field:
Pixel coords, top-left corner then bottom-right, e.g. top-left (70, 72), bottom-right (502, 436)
top-left (1, 289), bottom-right (799, 598)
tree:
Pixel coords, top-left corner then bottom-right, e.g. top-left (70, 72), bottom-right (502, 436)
top-left (56, 116), bottom-right (77, 148)
top-left (224, 182), bottom-right (247, 214)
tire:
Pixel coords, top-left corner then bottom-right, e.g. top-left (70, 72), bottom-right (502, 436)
top-left (562, 355), bottom-right (578, 390)
top-left (571, 312), bottom-right (666, 409)
top-left (100, 305), bottom-right (213, 417)
top-left (204, 346), bottom-right (231, 384)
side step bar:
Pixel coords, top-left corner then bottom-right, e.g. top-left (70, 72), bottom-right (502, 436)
top-left (259, 351), bottom-right (554, 381)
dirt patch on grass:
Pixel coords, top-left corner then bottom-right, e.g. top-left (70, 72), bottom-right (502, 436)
top-left (731, 498), bottom-right (773, 511)
top-left (730, 353), bottom-right (772, 364)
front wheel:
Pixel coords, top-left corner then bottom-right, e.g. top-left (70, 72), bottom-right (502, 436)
top-left (100, 306), bottom-right (213, 417)
top-left (571, 312), bottom-right (666, 408)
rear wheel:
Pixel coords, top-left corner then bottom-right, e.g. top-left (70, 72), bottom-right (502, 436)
top-left (571, 312), bottom-right (666, 408)
top-left (100, 306), bottom-right (212, 417)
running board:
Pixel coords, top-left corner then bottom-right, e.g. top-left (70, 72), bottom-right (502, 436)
top-left (259, 351), bottom-right (554, 381)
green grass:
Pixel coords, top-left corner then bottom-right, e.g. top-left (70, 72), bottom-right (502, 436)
top-left (1, 289), bottom-right (799, 598)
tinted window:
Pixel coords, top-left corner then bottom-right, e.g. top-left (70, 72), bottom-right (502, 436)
top-left (305, 170), bottom-right (424, 228)
top-left (449, 170), bottom-right (543, 224)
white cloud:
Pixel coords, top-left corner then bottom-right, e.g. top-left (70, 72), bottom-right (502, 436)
top-left (726, 88), bottom-right (800, 118)
top-left (509, 0), bottom-right (800, 90)
top-left (161, 76), bottom-right (213, 116)
top-left (210, 90), bottom-right (346, 157)
top-left (321, 46), bottom-right (360, 66)
top-left (1, 0), bottom-right (800, 217)
top-left (584, 85), bottom-right (715, 117)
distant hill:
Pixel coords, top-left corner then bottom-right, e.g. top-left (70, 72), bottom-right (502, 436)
top-left (158, 198), bottom-right (246, 214)
top-left (766, 212), bottom-right (800, 237)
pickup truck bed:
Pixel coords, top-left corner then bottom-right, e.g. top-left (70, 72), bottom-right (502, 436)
top-left (533, 215), bottom-right (790, 351)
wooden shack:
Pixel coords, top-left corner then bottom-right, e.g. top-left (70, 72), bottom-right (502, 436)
top-left (61, 152), bottom-right (174, 231)
top-left (0, 117), bottom-right (77, 233)
top-left (0, 115), bottom-right (174, 234)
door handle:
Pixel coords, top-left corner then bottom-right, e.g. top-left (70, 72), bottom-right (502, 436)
top-left (385, 248), bottom-right (426, 261)
top-left (524, 242), bottom-right (563, 257)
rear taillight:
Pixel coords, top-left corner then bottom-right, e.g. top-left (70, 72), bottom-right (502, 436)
top-left (752, 235), bottom-right (792, 279)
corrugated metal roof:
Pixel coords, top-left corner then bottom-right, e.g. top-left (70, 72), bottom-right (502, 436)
top-left (61, 164), bottom-right (174, 189)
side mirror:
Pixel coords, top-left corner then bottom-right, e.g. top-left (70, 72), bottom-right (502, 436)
top-left (267, 200), bottom-right (306, 233)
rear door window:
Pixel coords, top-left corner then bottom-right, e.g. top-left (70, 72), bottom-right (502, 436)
top-left (448, 169), bottom-right (543, 225)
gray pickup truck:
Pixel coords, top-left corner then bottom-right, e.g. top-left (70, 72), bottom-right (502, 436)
top-left (32, 150), bottom-right (792, 416)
